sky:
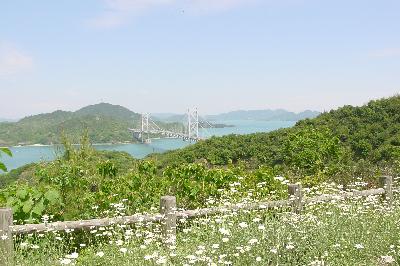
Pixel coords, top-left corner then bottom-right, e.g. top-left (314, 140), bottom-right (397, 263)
top-left (0, 0), bottom-right (399, 119)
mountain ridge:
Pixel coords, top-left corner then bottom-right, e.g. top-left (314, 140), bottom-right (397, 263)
top-left (152, 109), bottom-right (320, 122)
top-left (205, 109), bottom-right (320, 121)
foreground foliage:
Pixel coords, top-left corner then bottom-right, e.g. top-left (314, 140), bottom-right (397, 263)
top-left (0, 133), bottom-right (288, 222)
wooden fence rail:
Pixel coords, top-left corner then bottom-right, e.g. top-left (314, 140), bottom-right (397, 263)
top-left (0, 176), bottom-right (394, 264)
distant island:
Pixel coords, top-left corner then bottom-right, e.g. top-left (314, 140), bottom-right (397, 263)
top-left (211, 123), bottom-right (235, 128)
top-left (205, 109), bottom-right (320, 121)
top-left (0, 118), bottom-right (18, 123)
top-left (153, 109), bottom-right (320, 123)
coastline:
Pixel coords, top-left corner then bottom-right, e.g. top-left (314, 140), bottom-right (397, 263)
top-left (11, 142), bottom-right (135, 148)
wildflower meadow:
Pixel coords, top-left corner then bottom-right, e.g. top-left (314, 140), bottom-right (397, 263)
top-left (7, 176), bottom-right (400, 265)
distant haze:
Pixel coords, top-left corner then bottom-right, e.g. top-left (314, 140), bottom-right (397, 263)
top-left (0, 118), bottom-right (18, 122)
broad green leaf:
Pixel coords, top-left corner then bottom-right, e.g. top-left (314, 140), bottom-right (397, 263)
top-left (44, 189), bottom-right (61, 205)
top-left (22, 198), bottom-right (34, 213)
top-left (0, 147), bottom-right (12, 157)
top-left (32, 198), bottom-right (45, 216)
top-left (0, 162), bottom-right (6, 172)
top-left (16, 189), bottom-right (28, 200)
top-left (32, 190), bottom-right (43, 200)
top-left (6, 196), bottom-right (17, 207)
top-left (11, 204), bottom-right (20, 213)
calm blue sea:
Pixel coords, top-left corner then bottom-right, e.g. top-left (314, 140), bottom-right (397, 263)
top-left (1, 120), bottom-right (295, 171)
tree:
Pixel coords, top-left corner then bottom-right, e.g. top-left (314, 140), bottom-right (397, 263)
top-left (281, 127), bottom-right (344, 176)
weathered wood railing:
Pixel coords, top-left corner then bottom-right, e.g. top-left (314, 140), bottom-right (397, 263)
top-left (0, 176), bottom-right (394, 264)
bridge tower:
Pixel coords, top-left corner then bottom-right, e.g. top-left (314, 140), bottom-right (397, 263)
top-left (141, 113), bottom-right (151, 143)
top-left (187, 108), bottom-right (199, 141)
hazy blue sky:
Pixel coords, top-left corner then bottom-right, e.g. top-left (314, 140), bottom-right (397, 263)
top-left (0, 0), bottom-right (399, 118)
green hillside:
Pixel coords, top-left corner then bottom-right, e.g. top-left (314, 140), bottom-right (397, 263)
top-left (0, 103), bottom-right (181, 146)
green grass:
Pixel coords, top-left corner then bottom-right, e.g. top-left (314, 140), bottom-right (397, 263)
top-left (10, 178), bottom-right (400, 265)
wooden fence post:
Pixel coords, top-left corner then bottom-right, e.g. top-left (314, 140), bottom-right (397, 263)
top-left (0, 208), bottom-right (13, 265)
top-left (380, 176), bottom-right (393, 206)
top-left (288, 184), bottom-right (303, 213)
top-left (160, 196), bottom-right (176, 245)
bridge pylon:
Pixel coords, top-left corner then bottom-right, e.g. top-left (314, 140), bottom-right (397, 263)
top-left (141, 113), bottom-right (151, 143)
top-left (187, 108), bottom-right (199, 142)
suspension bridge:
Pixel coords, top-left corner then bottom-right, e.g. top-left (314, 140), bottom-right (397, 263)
top-left (128, 108), bottom-right (211, 143)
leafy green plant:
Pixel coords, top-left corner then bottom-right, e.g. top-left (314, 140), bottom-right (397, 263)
top-left (279, 127), bottom-right (344, 181)
top-left (98, 160), bottom-right (117, 177)
top-left (3, 184), bottom-right (63, 222)
top-left (0, 147), bottom-right (12, 172)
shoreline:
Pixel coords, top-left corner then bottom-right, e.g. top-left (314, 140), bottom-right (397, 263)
top-left (11, 142), bottom-right (135, 148)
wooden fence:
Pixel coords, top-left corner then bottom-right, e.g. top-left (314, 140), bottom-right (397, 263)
top-left (0, 176), bottom-right (394, 264)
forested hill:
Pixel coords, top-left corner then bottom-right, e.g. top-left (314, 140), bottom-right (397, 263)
top-left (150, 96), bottom-right (400, 172)
top-left (0, 103), bottom-right (176, 146)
